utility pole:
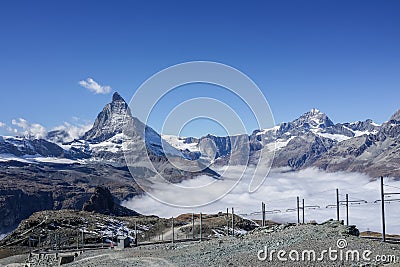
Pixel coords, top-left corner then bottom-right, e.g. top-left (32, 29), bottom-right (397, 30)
top-left (226, 208), bottom-right (229, 236)
top-left (231, 208), bottom-right (235, 237)
top-left (192, 213), bottom-right (195, 239)
top-left (134, 221), bottom-right (138, 247)
top-left (302, 199), bottom-right (305, 224)
top-left (199, 213), bottom-right (203, 241)
top-left (261, 202), bottom-right (266, 227)
top-left (172, 217), bottom-right (175, 244)
top-left (297, 196), bottom-right (300, 224)
top-left (336, 188), bottom-right (340, 222)
top-left (346, 194), bottom-right (349, 226)
top-left (381, 176), bottom-right (386, 242)
top-left (82, 230), bottom-right (85, 250)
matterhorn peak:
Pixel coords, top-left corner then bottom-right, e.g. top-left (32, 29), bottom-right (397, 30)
top-left (82, 92), bottom-right (131, 143)
top-left (112, 92), bottom-right (125, 102)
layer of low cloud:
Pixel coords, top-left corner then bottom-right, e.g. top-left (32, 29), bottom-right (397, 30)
top-left (123, 167), bottom-right (400, 234)
top-left (79, 77), bottom-right (111, 94)
top-left (11, 118), bottom-right (47, 139)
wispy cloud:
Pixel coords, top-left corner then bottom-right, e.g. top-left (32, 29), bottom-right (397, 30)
top-left (51, 121), bottom-right (92, 143)
top-left (78, 77), bottom-right (111, 94)
top-left (11, 118), bottom-right (47, 139)
top-left (0, 122), bottom-right (5, 128)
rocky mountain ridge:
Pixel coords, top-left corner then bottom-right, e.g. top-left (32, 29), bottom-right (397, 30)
top-left (166, 108), bottom-right (400, 177)
top-left (1, 93), bottom-right (397, 179)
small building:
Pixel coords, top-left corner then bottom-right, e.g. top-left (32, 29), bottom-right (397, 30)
top-left (116, 236), bottom-right (130, 249)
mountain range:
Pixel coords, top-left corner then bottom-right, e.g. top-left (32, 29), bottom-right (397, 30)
top-left (164, 108), bottom-right (400, 178)
top-left (0, 92), bottom-right (399, 234)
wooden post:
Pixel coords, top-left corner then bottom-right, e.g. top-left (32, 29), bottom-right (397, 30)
top-left (262, 202), bottom-right (266, 227)
top-left (192, 213), bottom-right (195, 239)
top-left (261, 202), bottom-right (263, 227)
top-left (199, 213), bottom-right (202, 241)
top-left (381, 176), bottom-right (386, 242)
top-left (346, 194), bottom-right (349, 226)
top-left (264, 202), bottom-right (266, 227)
top-left (231, 207), bottom-right (235, 236)
top-left (226, 208), bottom-right (229, 236)
top-left (302, 199), bottom-right (305, 224)
top-left (297, 196), bottom-right (300, 224)
top-left (82, 230), bottom-right (84, 250)
top-left (56, 233), bottom-right (59, 252)
top-left (111, 231), bottom-right (114, 250)
top-left (134, 221), bottom-right (138, 246)
top-left (172, 217), bottom-right (175, 244)
top-left (336, 188), bottom-right (340, 222)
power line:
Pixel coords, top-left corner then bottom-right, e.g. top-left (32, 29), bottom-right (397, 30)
top-left (384, 184), bottom-right (400, 191)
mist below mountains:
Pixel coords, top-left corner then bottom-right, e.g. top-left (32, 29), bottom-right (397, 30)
top-left (123, 166), bottom-right (400, 234)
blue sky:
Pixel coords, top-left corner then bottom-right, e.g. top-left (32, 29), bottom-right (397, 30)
top-left (0, 0), bottom-right (399, 137)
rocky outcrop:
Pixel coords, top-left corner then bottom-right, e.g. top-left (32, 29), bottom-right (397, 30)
top-left (82, 186), bottom-right (139, 216)
top-left (390, 109), bottom-right (400, 121)
top-left (0, 189), bottom-right (54, 233)
top-left (0, 137), bottom-right (67, 158)
top-left (0, 161), bottom-right (143, 235)
top-left (273, 132), bottom-right (334, 169)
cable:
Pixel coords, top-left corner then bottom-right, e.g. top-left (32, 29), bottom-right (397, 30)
top-left (384, 184), bottom-right (400, 191)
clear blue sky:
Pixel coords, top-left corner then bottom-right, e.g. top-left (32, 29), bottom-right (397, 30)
top-left (0, 0), bottom-right (399, 137)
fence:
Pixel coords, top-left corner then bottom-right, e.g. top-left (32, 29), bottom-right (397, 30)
top-left (237, 176), bottom-right (400, 242)
top-left (24, 176), bottom-right (400, 254)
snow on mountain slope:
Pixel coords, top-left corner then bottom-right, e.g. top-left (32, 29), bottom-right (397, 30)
top-left (162, 109), bottom-right (386, 172)
top-left (161, 135), bottom-right (200, 152)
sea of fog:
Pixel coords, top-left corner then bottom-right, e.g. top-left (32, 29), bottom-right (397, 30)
top-left (123, 167), bottom-right (400, 235)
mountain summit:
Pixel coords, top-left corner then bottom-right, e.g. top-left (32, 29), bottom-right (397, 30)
top-left (112, 92), bottom-right (125, 102)
top-left (293, 108), bottom-right (334, 129)
top-left (390, 109), bottom-right (400, 121)
top-left (82, 92), bottom-right (131, 143)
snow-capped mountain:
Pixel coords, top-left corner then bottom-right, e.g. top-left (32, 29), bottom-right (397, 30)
top-left (163, 108), bottom-right (399, 177)
top-left (82, 92), bottom-right (131, 143)
top-left (0, 93), bottom-right (209, 171)
top-left (0, 135), bottom-right (85, 161)
top-left (313, 110), bottom-right (400, 177)
top-left (0, 93), bottom-right (399, 177)
top-left (60, 92), bottom-right (187, 164)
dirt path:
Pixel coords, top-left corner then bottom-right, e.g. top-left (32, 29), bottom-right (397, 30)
top-left (151, 221), bottom-right (200, 241)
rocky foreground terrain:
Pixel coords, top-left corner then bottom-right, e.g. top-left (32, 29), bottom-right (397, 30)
top-left (0, 218), bottom-right (399, 267)
top-left (0, 163), bottom-right (143, 233)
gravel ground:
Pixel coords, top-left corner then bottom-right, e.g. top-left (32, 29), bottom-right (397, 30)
top-left (2, 221), bottom-right (400, 267)
top-left (64, 221), bottom-right (400, 267)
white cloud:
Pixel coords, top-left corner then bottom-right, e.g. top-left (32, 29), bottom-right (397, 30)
top-left (51, 121), bottom-right (92, 143)
top-left (78, 77), bottom-right (111, 94)
top-left (122, 167), bottom-right (400, 234)
top-left (0, 122), bottom-right (5, 128)
top-left (11, 118), bottom-right (47, 139)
